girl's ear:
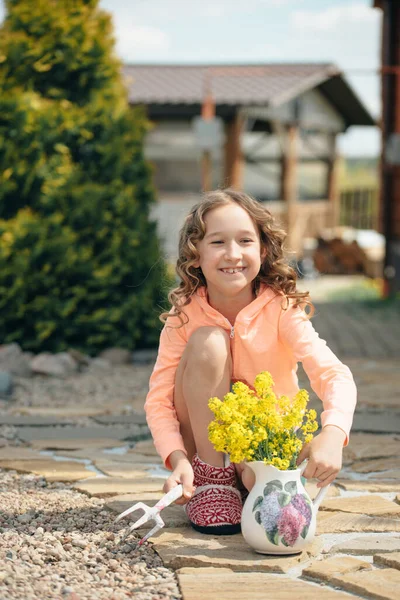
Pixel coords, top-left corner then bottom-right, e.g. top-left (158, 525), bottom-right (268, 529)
top-left (260, 247), bottom-right (267, 261)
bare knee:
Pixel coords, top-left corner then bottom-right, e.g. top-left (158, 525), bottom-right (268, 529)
top-left (186, 327), bottom-right (231, 371)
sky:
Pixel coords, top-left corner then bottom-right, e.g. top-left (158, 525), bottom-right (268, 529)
top-left (0, 0), bottom-right (382, 156)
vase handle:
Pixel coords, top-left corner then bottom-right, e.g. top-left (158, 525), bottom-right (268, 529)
top-left (299, 459), bottom-right (330, 510)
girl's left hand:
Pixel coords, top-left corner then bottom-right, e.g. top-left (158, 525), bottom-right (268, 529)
top-left (296, 425), bottom-right (346, 488)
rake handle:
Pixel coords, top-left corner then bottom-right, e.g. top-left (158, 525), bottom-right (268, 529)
top-left (154, 484), bottom-right (183, 510)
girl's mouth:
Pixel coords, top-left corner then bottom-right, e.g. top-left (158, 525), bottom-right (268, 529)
top-left (220, 267), bottom-right (246, 275)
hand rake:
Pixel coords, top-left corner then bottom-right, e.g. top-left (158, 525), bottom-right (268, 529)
top-left (114, 484), bottom-right (183, 548)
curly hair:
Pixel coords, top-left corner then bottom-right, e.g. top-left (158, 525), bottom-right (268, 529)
top-left (160, 189), bottom-right (313, 326)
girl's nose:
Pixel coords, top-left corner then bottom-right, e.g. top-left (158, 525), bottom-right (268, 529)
top-left (225, 242), bottom-right (241, 260)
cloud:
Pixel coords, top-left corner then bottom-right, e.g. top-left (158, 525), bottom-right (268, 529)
top-left (292, 3), bottom-right (378, 32)
top-left (113, 25), bottom-right (170, 61)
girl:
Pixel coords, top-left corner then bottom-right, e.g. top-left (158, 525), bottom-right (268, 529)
top-left (144, 189), bottom-right (356, 535)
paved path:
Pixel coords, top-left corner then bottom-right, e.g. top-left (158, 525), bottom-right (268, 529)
top-left (0, 277), bottom-right (400, 599)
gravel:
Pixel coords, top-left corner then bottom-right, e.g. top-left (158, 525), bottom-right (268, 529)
top-left (0, 363), bottom-right (182, 599)
top-left (0, 471), bottom-right (181, 600)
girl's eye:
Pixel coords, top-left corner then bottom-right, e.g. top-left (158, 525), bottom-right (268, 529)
top-left (211, 241), bottom-right (223, 244)
top-left (241, 239), bottom-right (253, 243)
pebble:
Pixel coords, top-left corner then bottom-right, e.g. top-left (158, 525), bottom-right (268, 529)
top-left (0, 365), bottom-right (182, 599)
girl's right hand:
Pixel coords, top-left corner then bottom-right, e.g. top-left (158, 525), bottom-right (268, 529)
top-left (163, 458), bottom-right (195, 505)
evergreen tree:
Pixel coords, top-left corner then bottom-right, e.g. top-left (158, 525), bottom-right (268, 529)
top-left (0, 0), bottom-right (170, 353)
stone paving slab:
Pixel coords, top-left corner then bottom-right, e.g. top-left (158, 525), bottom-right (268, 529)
top-left (150, 528), bottom-right (323, 573)
top-left (373, 469), bottom-right (400, 479)
top-left (0, 458), bottom-right (96, 482)
top-left (29, 438), bottom-right (129, 451)
top-left (306, 481), bottom-right (340, 499)
top-left (329, 536), bottom-right (400, 556)
top-left (317, 511), bottom-right (400, 534)
top-left (10, 405), bottom-right (118, 417)
top-left (351, 457), bottom-right (400, 473)
top-left (93, 414), bottom-right (147, 425)
top-left (335, 480), bottom-right (400, 493)
top-left (130, 439), bottom-right (159, 456)
top-left (374, 552), bottom-right (400, 570)
top-left (303, 556), bottom-right (372, 583)
top-left (177, 568), bottom-right (357, 599)
top-left (327, 567), bottom-right (400, 600)
top-left (0, 415), bottom-right (75, 426)
top-left (16, 425), bottom-right (146, 442)
top-left (93, 460), bottom-right (153, 479)
top-left (351, 411), bottom-right (400, 434)
top-left (321, 496), bottom-right (400, 518)
top-left (53, 449), bottom-right (162, 465)
top-left (73, 476), bottom-right (164, 497)
top-left (343, 433), bottom-right (400, 462)
top-left (0, 447), bottom-right (44, 460)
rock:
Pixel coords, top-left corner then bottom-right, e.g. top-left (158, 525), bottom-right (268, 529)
top-left (303, 556), bottom-right (372, 583)
top-left (132, 349), bottom-right (158, 365)
top-left (87, 358), bottom-right (111, 371)
top-left (67, 348), bottom-right (91, 366)
top-left (0, 343), bottom-right (32, 377)
top-left (98, 348), bottom-right (132, 365)
top-left (374, 552), bottom-right (400, 570)
top-left (17, 513), bottom-right (33, 523)
top-left (0, 371), bottom-right (13, 399)
top-left (30, 352), bottom-right (78, 377)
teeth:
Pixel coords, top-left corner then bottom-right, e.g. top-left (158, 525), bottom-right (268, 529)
top-left (222, 268), bottom-right (244, 274)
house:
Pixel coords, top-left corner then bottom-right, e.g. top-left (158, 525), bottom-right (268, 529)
top-left (122, 63), bottom-right (375, 261)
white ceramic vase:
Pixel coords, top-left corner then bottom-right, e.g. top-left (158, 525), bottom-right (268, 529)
top-left (241, 461), bottom-right (328, 555)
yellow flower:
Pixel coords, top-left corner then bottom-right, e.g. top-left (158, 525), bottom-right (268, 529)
top-left (207, 371), bottom-right (317, 471)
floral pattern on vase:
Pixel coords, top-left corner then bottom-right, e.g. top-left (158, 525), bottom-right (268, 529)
top-left (252, 479), bottom-right (312, 547)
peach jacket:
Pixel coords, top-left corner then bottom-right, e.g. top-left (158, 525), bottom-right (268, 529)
top-left (144, 285), bottom-right (357, 469)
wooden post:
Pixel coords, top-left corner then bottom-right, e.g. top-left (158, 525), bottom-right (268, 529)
top-left (327, 135), bottom-right (341, 228)
top-left (224, 113), bottom-right (244, 189)
top-left (201, 92), bottom-right (215, 192)
top-left (281, 125), bottom-right (298, 251)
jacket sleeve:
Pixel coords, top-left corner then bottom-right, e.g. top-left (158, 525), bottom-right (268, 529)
top-left (144, 321), bottom-right (188, 469)
top-left (279, 302), bottom-right (357, 445)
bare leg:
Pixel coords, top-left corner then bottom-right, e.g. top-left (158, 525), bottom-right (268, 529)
top-left (174, 327), bottom-right (232, 468)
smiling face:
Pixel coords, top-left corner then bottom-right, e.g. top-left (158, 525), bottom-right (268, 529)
top-left (194, 202), bottom-right (265, 304)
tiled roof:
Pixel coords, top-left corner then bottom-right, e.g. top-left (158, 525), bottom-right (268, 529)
top-left (122, 63), bottom-right (341, 106)
top-left (122, 63), bottom-right (375, 127)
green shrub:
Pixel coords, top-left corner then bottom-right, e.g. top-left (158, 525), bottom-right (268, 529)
top-left (0, 0), bottom-right (171, 353)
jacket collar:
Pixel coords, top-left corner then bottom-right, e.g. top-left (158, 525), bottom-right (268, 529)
top-left (193, 284), bottom-right (279, 324)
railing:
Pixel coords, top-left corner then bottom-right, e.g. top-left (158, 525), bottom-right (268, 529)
top-left (339, 187), bottom-right (379, 230)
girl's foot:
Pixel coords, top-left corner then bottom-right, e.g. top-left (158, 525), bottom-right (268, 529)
top-left (185, 453), bottom-right (242, 535)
